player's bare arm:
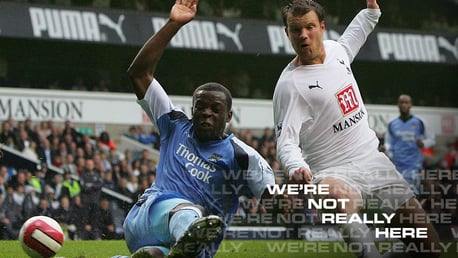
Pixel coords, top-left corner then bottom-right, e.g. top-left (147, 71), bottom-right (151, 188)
top-left (366, 0), bottom-right (379, 9)
top-left (127, 0), bottom-right (198, 99)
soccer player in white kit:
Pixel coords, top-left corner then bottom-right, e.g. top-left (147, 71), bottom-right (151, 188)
top-left (273, 0), bottom-right (441, 257)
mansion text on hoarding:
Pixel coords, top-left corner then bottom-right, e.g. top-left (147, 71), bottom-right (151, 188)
top-left (0, 97), bottom-right (83, 121)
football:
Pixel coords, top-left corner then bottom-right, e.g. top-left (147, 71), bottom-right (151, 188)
top-left (18, 216), bottom-right (64, 258)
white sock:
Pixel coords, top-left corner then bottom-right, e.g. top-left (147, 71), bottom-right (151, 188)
top-left (340, 222), bottom-right (382, 258)
top-left (169, 206), bottom-right (203, 241)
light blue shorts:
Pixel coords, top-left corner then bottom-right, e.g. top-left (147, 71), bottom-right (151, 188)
top-left (123, 194), bottom-right (192, 254)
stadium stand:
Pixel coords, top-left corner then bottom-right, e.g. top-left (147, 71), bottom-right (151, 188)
top-left (1, 117), bottom-right (457, 240)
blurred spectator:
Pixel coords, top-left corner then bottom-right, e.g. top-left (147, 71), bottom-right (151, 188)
top-left (83, 138), bottom-right (96, 159)
top-left (443, 139), bottom-right (458, 170)
top-left (37, 138), bottom-right (55, 167)
top-left (99, 151), bottom-right (113, 172)
top-left (62, 170), bottom-right (81, 199)
top-left (98, 131), bottom-right (117, 151)
top-left (70, 194), bottom-right (93, 240)
top-left (15, 127), bottom-right (32, 152)
top-left (136, 125), bottom-right (159, 148)
top-left (27, 169), bottom-right (45, 195)
top-left (258, 127), bottom-right (275, 148)
top-left (0, 194), bottom-right (18, 240)
top-left (0, 174), bottom-right (6, 199)
top-left (102, 170), bottom-right (117, 191)
top-left (126, 174), bottom-right (138, 194)
top-left (49, 173), bottom-right (66, 201)
top-left (80, 159), bottom-right (103, 221)
top-left (0, 166), bottom-right (11, 188)
top-left (40, 163), bottom-right (54, 184)
top-left (24, 118), bottom-right (38, 143)
top-left (114, 177), bottom-right (134, 213)
top-left (48, 79), bottom-right (63, 90)
top-left (96, 198), bottom-right (120, 239)
top-left (75, 156), bottom-right (86, 176)
top-left (123, 149), bottom-right (134, 165)
top-left (0, 121), bottom-right (16, 147)
top-left (61, 154), bottom-right (78, 176)
top-left (53, 195), bottom-right (75, 240)
top-left (12, 184), bottom-right (26, 208)
top-left (43, 186), bottom-right (60, 210)
top-left (36, 120), bottom-right (52, 141)
top-left (134, 149), bottom-right (154, 168)
top-left (53, 144), bottom-right (67, 164)
top-left (71, 77), bottom-right (88, 91)
top-left (11, 169), bottom-right (27, 190)
top-left (107, 148), bottom-right (122, 166)
top-left (62, 120), bottom-right (81, 144)
top-left (22, 186), bottom-right (40, 220)
top-left (47, 127), bottom-right (63, 150)
top-left (111, 163), bottom-right (125, 185)
top-left (135, 176), bottom-right (149, 199)
top-left (125, 125), bottom-right (139, 140)
top-left (22, 140), bottom-right (39, 161)
top-left (1, 184), bottom-right (23, 238)
top-left (92, 79), bottom-right (110, 92)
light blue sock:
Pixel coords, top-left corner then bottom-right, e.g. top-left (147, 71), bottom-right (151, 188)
top-left (169, 207), bottom-right (202, 241)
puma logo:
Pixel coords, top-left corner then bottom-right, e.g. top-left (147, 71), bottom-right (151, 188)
top-left (216, 23), bottom-right (243, 51)
top-left (438, 36), bottom-right (458, 61)
top-left (98, 13), bottom-right (126, 43)
top-left (308, 81), bottom-right (322, 90)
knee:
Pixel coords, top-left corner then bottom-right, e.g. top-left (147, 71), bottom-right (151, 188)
top-left (132, 247), bottom-right (166, 258)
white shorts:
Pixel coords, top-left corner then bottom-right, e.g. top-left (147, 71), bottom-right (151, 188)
top-left (312, 155), bottom-right (415, 213)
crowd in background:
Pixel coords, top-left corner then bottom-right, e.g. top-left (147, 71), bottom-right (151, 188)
top-left (1, 118), bottom-right (457, 240)
top-left (0, 118), bottom-right (157, 240)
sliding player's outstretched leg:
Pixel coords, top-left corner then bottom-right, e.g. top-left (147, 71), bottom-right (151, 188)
top-left (168, 215), bottom-right (224, 258)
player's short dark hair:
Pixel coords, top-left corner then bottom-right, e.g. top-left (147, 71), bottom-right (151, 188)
top-left (282, 0), bottom-right (325, 26)
top-left (193, 82), bottom-right (233, 111)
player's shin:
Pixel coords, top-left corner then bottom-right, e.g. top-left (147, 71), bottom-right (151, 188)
top-left (169, 206), bottom-right (203, 240)
top-left (340, 221), bottom-right (382, 258)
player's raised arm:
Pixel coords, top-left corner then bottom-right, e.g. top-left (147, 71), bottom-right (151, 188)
top-left (127, 0), bottom-right (198, 99)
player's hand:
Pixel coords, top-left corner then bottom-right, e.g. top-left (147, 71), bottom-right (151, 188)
top-left (416, 139), bottom-right (424, 148)
top-left (170, 0), bottom-right (198, 25)
top-left (289, 167), bottom-right (313, 184)
top-left (366, 0), bottom-right (379, 9)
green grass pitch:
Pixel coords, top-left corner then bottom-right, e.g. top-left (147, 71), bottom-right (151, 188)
top-left (1, 240), bottom-right (456, 257)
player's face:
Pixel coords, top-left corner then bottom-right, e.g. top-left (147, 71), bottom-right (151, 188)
top-left (192, 90), bottom-right (232, 141)
top-left (285, 10), bottom-right (325, 65)
top-left (398, 96), bottom-right (412, 115)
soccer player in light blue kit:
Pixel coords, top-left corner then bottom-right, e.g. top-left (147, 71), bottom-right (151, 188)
top-left (121, 1), bottom-right (276, 257)
top-left (385, 94), bottom-right (435, 194)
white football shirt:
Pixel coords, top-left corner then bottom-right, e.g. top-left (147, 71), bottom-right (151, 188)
top-left (274, 9), bottom-right (392, 177)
